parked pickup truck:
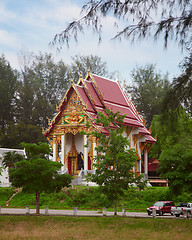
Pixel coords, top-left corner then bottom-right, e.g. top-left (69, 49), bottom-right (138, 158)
top-left (171, 202), bottom-right (192, 217)
top-left (147, 201), bottom-right (175, 216)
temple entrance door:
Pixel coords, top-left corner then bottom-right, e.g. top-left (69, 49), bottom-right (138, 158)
top-left (68, 157), bottom-right (77, 175)
top-left (66, 135), bottom-right (79, 176)
top-left (88, 156), bottom-right (91, 170)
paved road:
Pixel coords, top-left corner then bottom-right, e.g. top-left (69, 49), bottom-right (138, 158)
top-left (0, 207), bottom-right (179, 218)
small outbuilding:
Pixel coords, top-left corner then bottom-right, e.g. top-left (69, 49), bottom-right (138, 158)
top-left (0, 148), bottom-right (25, 187)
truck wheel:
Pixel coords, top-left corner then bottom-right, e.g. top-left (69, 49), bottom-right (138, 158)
top-left (148, 211), bottom-right (151, 216)
top-left (175, 214), bottom-right (180, 217)
top-left (159, 211), bottom-right (163, 216)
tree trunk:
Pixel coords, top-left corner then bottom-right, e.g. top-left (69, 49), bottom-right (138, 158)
top-left (114, 199), bottom-right (117, 215)
top-left (36, 191), bottom-right (40, 215)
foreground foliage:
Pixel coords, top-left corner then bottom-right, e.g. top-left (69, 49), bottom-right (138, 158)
top-left (0, 216), bottom-right (192, 240)
top-left (10, 142), bottom-right (72, 214)
top-left (85, 110), bottom-right (140, 215)
top-left (52, 0), bottom-right (192, 49)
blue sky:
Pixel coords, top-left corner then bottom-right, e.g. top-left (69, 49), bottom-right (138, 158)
top-left (0, 0), bottom-right (187, 84)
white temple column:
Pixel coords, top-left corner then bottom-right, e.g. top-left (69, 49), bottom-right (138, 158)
top-left (144, 149), bottom-right (148, 176)
top-left (84, 135), bottom-right (88, 173)
top-left (61, 134), bottom-right (65, 171)
top-left (92, 137), bottom-right (97, 172)
top-left (53, 136), bottom-right (57, 162)
top-left (139, 159), bottom-right (142, 174)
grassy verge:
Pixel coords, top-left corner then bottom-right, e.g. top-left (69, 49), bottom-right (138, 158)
top-left (1, 186), bottom-right (192, 212)
top-left (0, 187), bottom-right (16, 206)
top-left (0, 215), bottom-right (191, 240)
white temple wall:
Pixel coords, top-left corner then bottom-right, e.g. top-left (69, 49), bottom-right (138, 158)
top-left (74, 133), bottom-right (84, 153)
top-left (66, 133), bottom-right (72, 154)
top-left (65, 133), bottom-right (91, 155)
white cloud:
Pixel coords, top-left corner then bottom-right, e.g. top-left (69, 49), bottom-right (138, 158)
top-left (0, 30), bottom-right (20, 49)
top-left (0, 3), bottom-right (17, 22)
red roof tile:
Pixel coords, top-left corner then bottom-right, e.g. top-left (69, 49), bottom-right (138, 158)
top-left (105, 102), bottom-right (137, 120)
top-left (145, 135), bottom-right (156, 143)
top-left (92, 74), bottom-right (128, 106)
top-left (84, 80), bottom-right (103, 107)
top-left (123, 118), bottom-right (144, 127)
top-left (75, 85), bottom-right (95, 113)
top-left (139, 127), bottom-right (151, 135)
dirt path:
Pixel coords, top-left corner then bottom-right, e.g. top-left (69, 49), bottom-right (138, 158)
top-left (5, 188), bottom-right (21, 206)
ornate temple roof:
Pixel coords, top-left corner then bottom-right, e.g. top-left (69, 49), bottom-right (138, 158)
top-left (43, 72), bottom-right (156, 144)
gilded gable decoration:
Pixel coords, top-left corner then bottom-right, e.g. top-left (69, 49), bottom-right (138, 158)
top-left (64, 107), bottom-right (84, 124)
top-left (64, 91), bottom-right (84, 113)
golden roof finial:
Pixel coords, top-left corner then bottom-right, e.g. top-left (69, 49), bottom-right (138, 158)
top-left (88, 68), bottom-right (91, 76)
top-left (56, 104), bottom-right (59, 111)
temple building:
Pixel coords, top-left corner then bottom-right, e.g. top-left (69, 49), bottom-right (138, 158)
top-left (42, 71), bottom-right (156, 183)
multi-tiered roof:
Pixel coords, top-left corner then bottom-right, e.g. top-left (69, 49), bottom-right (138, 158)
top-left (43, 72), bottom-right (156, 144)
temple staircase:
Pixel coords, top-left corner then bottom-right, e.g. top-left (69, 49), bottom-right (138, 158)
top-left (71, 169), bottom-right (98, 186)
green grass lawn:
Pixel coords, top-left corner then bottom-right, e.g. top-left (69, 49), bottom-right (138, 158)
top-left (0, 215), bottom-right (191, 240)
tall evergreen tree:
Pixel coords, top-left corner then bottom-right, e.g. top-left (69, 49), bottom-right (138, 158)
top-left (0, 55), bottom-right (17, 132)
top-left (163, 52), bottom-right (192, 117)
top-left (70, 54), bottom-right (114, 81)
top-left (126, 64), bottom-right (170, 128)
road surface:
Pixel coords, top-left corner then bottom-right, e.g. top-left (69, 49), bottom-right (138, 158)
top-left (0, 207), bottom-right (180, 218)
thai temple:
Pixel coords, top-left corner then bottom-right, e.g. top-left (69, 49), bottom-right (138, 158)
top-left (42, 71), bottom-right (156, 184)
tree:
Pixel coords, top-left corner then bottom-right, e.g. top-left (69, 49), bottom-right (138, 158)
top-left (150, 108), bottom-right (192, 157)
top-left (0, 121), bottom-right (46, 148)
top-left (126, 64), bottom-right (170, 128)
top-left (70, 54), bottom-right (115, 80)
top-left (158, 143), bottom-right (192, 196)
top-left (2, 151), bottom-right (24, 169)
top-left (28, 53), bottom-right (70, 126)
top-left (16, 51), bottom-right (70, 127)
top-left (150, 108), bottom-right (192, 195)
top-left (51, 0), bottom-right (192, 50)
top-left (162, 52), bottom-right (192, 117)
top-left (86, 109), bottom-right (139, 215)
top-left (0, 55), bottom-right (17, 132)
top-left (2, 151), bottom-right (24, 182)
top-left (10, 142), bottom-right (72, 214)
